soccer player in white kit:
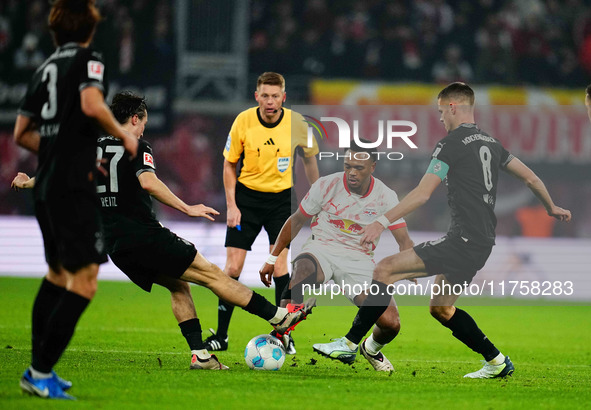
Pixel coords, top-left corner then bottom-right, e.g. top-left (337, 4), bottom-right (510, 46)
top-left (260, 140), bottom-right (414, 371)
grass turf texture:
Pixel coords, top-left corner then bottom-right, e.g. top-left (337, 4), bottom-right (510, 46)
top-left (0, 277), bottom-right (589, 409)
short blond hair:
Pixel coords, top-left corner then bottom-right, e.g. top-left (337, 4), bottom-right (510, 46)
top-left (257, 72), bottom-right (285, 92)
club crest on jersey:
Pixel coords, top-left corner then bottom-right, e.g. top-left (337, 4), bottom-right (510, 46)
top-left (277, 157), bottom-right (290, 173)
top-left (143, 152), bottom-right (155, 168)
top-left (87, 60), bottom-right (104, 81)
top-left (364, 208), bottom-right (378, 217)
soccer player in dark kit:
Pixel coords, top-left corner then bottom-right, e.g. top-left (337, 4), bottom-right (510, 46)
top-left (95, 91), bottom-right (315, 370)
top-left (13, 0), bottom-right (138, 400)
top-left (14, 91), bottom-right (316, 374)
top-left (314, 82), bottom-right (571, 378)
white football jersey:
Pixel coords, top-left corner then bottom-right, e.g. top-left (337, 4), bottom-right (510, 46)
top-left (299, 172), bottom-right (406, 259)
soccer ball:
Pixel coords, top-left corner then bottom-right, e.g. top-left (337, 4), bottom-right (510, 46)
top-left (244, 334), bottom-right (286, 370)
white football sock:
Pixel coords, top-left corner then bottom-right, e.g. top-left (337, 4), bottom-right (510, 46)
top-left (488, 352), bottom-right (505, 366)
top-left (29, 367), bottom-right (51, 379)
top-left (192, 349), bottom-right (211, 360)
top-left (364, 334), bottom-right (385, 356)
top-left (269, 307), bottom-right (288, 325)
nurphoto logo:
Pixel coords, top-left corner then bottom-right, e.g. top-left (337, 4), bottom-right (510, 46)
top-left (303, 114), bottom-right (418, 160)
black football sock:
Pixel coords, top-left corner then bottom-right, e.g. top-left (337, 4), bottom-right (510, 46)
top-left (290, 254), bottom-right (319, 304)
top-left (242, 292), bottom-right (277, 321)
top-left (31, 278), bottom-right (66, 367)
top-left (216, 277), bottom-right (239, 339)
top-left (34, 291), bottom-right (90, 373)
top-left (273, 274), bottom-right (290, 306)
top-left (345, 280), bottom-right (391, 345)
top-left (179, 318), bottom-right (204, 351)
top-left (442, 308), bottom-right (500, 362)
top-left (280, 281), bottom-right (291, 305)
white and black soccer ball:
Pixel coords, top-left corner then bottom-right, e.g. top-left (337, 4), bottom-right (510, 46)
top-left (244, 334), bottom-right (286, 370)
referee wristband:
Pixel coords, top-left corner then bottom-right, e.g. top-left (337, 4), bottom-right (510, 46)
top-left (266, 255), bottom-right (278, 265)
top-left (376, 215), bottom-right (390, 229)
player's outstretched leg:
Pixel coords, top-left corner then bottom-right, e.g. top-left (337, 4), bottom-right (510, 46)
top-left (180, 252), bottom-right (316, 335)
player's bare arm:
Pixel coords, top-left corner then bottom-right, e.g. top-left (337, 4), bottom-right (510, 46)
top-left (138, 172), bottom-right (219, 221)
top-left (11, 173), bottom-right (35, 191)
top-left (223, 158), bottom-right (241, 227)
top-left (13, 115), bottom-right (40, 153)
top-left (259, 209), bottom-right (311, 287)
top-left (80, 87), bottom-right (138, 157)
top-left (361, 173), bottom-right (442, 246)
top-left (301, 154), bottom-right (319, 185)
top-left (504, 157), bottom-right (571, 222)
top-left (391, 226), bottom-right (414, 252)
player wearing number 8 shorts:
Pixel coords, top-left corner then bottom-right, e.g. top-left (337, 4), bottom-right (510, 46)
top-left (314, 82), bottom-right (572, 379)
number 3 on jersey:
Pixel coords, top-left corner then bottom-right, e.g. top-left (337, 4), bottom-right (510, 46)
top-left (41, 63), bottom-right (58, 120)
top-left (96, 146), bottom-right (125, 193)
top-left (479, 145), bottom-right (493, 192)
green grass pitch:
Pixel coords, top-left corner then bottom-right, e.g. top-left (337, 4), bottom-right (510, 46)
top-left (0, 276), bottom-right (590, 409)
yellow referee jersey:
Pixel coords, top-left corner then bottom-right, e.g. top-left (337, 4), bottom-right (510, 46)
top-left (223, 107), bottom-right (319, 193)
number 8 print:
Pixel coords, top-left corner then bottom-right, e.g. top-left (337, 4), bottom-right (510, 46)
top-left (479, 145), bottom-right (493, 191)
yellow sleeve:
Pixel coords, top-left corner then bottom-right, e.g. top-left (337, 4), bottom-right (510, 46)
top-left (293, 112), bottom-right (319, 157)
top-left (223, 114), bottom-right (244, 163)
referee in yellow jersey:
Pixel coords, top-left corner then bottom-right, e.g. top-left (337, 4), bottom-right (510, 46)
top-left (205, 72), bottom-right (319, 354)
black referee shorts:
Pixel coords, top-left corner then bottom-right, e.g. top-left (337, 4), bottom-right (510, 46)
top-left (109, 227), bottom-right (197, 292)
top-left (35, 191), bottom-right (107, 273)
top-left (225, 182), bottom-right (296, 251)
top-left (414, 235), bottom-right (493, 285)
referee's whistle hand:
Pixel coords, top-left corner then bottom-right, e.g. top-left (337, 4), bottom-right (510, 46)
top-left (226, 206), bottom-right (241, 228)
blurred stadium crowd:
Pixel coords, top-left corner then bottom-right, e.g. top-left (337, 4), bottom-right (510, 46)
top-left (249, 0), bottom-right (591, 86)
top-left (0, 0), bottom-right (174, 82)
top-left (1, 0), bottom-right (590, 85)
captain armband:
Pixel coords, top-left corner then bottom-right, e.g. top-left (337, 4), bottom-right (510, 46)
top-left (426, 158), bottom-right (450, 181)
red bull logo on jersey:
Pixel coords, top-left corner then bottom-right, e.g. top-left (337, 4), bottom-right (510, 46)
top-left (328, 217), bottom-right (364, 234)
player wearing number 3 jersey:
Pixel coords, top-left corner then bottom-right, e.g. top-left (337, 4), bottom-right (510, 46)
top-left (315, 82), bottom-right (571, 379)
top-left (13, 0), bottom-right (137, 400)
